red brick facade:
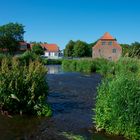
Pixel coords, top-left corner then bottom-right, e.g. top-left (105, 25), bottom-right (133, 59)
top-left (92, 32), bottom-right (122, 61)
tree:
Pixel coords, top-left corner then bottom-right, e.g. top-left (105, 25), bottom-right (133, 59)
top-left (73, 40), bottom-right (88, 57)
top-left (64, 40), bottom-right (75, 57)
top-left (0, 22), bottom-right (25, 54)
top-left (31, 44), bottom-right (44, 55)
top-left (87, 41), bottom-right (97, 57)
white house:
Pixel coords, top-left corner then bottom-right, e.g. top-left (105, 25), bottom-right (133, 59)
top-left (41, 44), bottom-right (60, 59)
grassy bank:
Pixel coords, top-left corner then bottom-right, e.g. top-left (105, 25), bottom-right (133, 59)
top-left (0, 52), bottom-right (63, 66)
top-left (62, 58), bottom-right (115, 76)
top-left (41, 58), bottom-right (63, 65)
top-left (0, 56), bottom-right (52, 116)
top-left (62, 58), bottom-right (140, 140)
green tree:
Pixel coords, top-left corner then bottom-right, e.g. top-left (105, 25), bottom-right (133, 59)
top-left (73, 40), bottom-right (88, 57)
top-left (31, 44), bottom-right (44, 55)
top-left (64, 40), bottom-right (75, 57)
top-left (87, 41), bottom-right (97, 57)
top-left (0, 22), bottom-right (25, 54)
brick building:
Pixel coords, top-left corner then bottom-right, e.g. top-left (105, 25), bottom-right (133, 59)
top-left (92, 32), bottom-right (122, 61)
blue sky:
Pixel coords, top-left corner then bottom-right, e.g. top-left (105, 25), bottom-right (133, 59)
top-left (0, 0), bottom-right (140, 49)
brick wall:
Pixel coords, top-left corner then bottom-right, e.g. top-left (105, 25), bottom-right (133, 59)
top-left (92, 40), bottom-right (122, 61)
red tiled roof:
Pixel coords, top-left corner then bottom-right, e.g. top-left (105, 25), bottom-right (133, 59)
top-left (100, 32), bottom-right (115, 40)
top-left (41, 44), bottom-right (59, 52)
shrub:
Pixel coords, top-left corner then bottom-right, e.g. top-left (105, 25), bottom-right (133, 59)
top-left (31, 44), bottom-right (44, 55)
top-left (94, 73), bottom-right (140, 140)
top-left (0, 57), bottom-right (51, 116)
top-left (0, 54), bottom-right (11, 66)
top-left (18, 51), bottom-right (41, 65)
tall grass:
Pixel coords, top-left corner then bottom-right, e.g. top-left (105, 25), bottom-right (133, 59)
top-left (94, 58), bottom-right (140, 140)
top-left (62, 58), bottom-right (113, 75)
top-left (62, 57), bottom-right (140, 140)
top-left (0, 57), bottom-right (51, 116)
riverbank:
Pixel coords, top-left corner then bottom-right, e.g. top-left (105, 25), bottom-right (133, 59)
top-left (0, 65), bottom-right (127, 140)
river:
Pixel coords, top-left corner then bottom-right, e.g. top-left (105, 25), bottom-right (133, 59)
top-left (0, 65), bottom-right (126, 140)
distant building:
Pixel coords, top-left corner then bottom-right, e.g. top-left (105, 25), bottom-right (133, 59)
top-left (40, 44), bottom-right (60, 59)
top-left (0, 41), bottom-right (30, 53)
top-left (19, 42), bottom-right (30, 51)
top-left (92, 32), bottom-right (122, 61)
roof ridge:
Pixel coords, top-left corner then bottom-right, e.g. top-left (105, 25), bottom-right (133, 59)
top-left (100, 32), bottom-right (115, 40)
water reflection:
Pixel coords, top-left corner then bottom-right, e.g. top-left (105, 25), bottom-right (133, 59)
top-left (47, 65), bottom-right (62, 74)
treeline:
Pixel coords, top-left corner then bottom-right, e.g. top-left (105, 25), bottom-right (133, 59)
top-left (64, 40), bottom-right (140, 58)
top-left (64, 40), bottom-right (96, 57)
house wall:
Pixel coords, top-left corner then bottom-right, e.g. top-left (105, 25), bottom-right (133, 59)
top-left (45, 51), bottom-right (59, 58)
top-left (92, 40), bottom-right (122, 61)
top-left (19, 45), bottom-right (27, 51)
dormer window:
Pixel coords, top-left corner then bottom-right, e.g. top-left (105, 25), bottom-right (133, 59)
top-left (108, 41), bottom-right (112, 45)
top-left (102, 42), bottom-right (106, 45)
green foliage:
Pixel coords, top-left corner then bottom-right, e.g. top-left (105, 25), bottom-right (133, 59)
top-left (115, 57), bottom-right (140, 74)
top-left (47, 59), bottom-right (63, 65)
top-left (73, 40), bottom-right (89, 57)
top-left (62, 132), bottom-right (85, 140)
top-left (129, 42), bottom-right (140, 58)
top-left (0, 54), bottom-right (11, 66)
top-left (0, 22), bottom-right (25, 54)
top-left (62, 58), bottom-right (111, 74)
top-left (64, 40), bottom-right (96, 57)
top-left (64, 40), bottom-right (75, 57)
top-left (31, 44), bottom-right (44, 55)
top-left (18, 51), bottom-right (41, 65)
top-left (41, 58), bottom-right (63, 65)
top-left (94, 58), bottom-right (140, 140)
top-left (0, 57), bottom-right (51, 116)
top-left (121, 42), bottom-right (140, 58)
top-left (120, 44), bottom-right (130, 56)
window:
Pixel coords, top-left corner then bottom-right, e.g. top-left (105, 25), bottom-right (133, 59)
top-left (112, 48), bottom-right (117, 53)
top-left (108, 41), bottom-right (112, 45)
top-left (102, 42), bottom-right (106, 45)
top-left (55, 53), bottom-right (58, 56)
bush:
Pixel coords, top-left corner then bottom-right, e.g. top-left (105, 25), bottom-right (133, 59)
top-left (94, 72), bottom-right (140, 140)
top-left (31, 44), bottom-right (44, 55)
top-left (18, 51), bottom-right (41, 65)
top-left (0, 57), bottom-right (51, 116)
top-left (0, 54), bottom-right (11, 66)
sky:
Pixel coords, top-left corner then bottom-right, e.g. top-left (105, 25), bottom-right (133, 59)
top-left (0, 0), bottom-right (140, 49)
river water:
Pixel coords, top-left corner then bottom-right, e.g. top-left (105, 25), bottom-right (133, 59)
top-left (0, 65), bottom-right (126, 140)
